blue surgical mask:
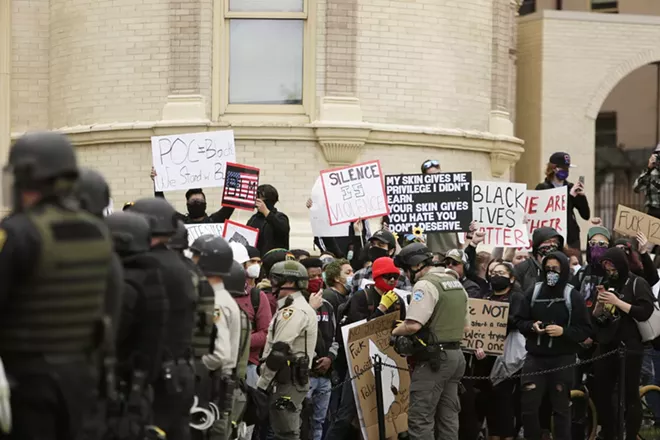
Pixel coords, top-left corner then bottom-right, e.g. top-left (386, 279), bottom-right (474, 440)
top-left (347, 250), bottom-right (354, 261)
top-left (344, 275), bottom-right (353, 291)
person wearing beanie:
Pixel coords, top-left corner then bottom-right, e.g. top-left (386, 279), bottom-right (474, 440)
top-left (514, 227), bottom-right (565, 292)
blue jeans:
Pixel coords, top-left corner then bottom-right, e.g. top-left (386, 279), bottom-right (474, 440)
top-left (306, 377), bottom-right (332, 440)
top-left (648, 348), bottom-right (660, 424)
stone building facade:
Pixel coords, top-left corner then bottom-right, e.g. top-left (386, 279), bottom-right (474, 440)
top-left (1, 0), bottom-right (523, 249)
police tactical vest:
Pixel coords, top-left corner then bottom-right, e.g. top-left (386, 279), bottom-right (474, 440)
top-left (0, 205), bottom-right (112, 354)
top-left (192, 273), bottom-right (215, 359)
top-left (420, 272), bottom-right (467, 343)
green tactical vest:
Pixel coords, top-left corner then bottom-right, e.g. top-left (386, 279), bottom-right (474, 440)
top-left (230, 309), bottom-right (251, 426)
top-left (0, 205), bottom-right (112, 354)
top-left (192, 273), bottom-right (215, 359)
top-left (419, 272), bottom-right (467, 343)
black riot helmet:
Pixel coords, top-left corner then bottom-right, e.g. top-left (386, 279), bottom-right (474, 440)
top-left (126, 197), bottom-right (178, 237)
top-left (76, 168), bottom-right (110, 218)
top-left (169, 220), bottom-right (189, 251)
top-left (3, 131), bottom-right (79, 209)
top-left (105, 212), bottom-right (152, 256)
top-left (394, 242), bottom-right (434, 281)
top-left (190, 234), bottom-right (215, 256)
top-left (197, 237), bottom-right (234, 278)
top-left (225, 261), bottom-right (247, 297)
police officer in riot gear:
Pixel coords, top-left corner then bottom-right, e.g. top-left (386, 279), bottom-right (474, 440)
top-left (196, 237), bottom-right (245, 440)
top-left (0, 131), bottom-right (114, 440)
top-left (392, 242), bottom-right (469, 439)
top-left (126, 198), bottom-right (197, 440)
top-left (104, 211), bottom-right (170, 440)
top-left (258, 260), bottom-right (318, 440)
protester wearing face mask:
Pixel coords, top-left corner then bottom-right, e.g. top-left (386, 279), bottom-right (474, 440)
top-left (534, 152), bottom-right (590, 250)
top-left (151, 168), bottom-right (235, 224)
top-left (592, 248), bottom-right (655, 440)
top-left (301, 258), bottom-right (325, 295)
top-left (350, 228), bottom-right (412, 295)
top-left (614, 232), bottom-right (660, 287)
top-left (325, 257), bottom-right (407, 440)
top-left (513, 226), bottom-right (564, 292)
top-left (513, 251), bottom-right (591, 440)
top-left (247, 184), bottom-right (290, 255)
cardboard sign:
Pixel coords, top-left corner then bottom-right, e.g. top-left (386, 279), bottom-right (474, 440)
top-left (344, 313), bottom-right (410, 440)
top-left (309, 177), bottom-right (350, 237)
top-left (222, 162), bottom-right (260, 210)
top-left (385, 172), bottom-right (472, 234)
top-left (614, 205), bottom-right (660, 245)
top-left (462, 299), bottom-right (509, 356)
top-left (523, 186), bottom-right (568, 250)
top-left (151, 130), bottom-right (237, 192)
top-left (472, 181), bottom-right (528, 247)
top-left (185, 223), bottom-right (224, 246)
top-left (320, 160), bottom-right (389, 226)
top-left (222, 220), bottom-right (259, 247)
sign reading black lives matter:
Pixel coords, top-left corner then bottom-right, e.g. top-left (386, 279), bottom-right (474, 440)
top-left (385, 172), bottom-right (473, 234)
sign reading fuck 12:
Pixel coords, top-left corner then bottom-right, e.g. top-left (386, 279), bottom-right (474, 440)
top-left (151, 130), bottom-right (237, 192)
top-left (320, 160), bottom-right (390, 225)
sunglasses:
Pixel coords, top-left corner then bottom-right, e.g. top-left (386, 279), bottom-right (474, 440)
top-left (589, 240), bottom-right (608, 248)
top-left (422, 160), bottom-right (439, 170)
top-left (380, 274), bottom-right (399, 282)
top-left (446, 260), bottom-right (462, 267)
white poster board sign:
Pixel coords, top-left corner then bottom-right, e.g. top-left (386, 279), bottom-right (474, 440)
top-left (472, 181), bottom-right (528, 248)
top-left (309, 177), bottom-right (350, 237)
top-left (184, 223), bottom-right (224, 246)
top-left (320, 160), bottom-right (389, 226)
top-left (222, 220), bottom-right (259, 248)
top-left (523, 186), bottom-right (568, 250)
top-left (151, 130), bottom-right (237, 192)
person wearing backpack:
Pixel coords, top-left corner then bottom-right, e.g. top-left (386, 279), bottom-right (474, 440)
top-left (513, 251), bottom-right (591, 440)
top-left (591, 247), bottom-right (655, 440)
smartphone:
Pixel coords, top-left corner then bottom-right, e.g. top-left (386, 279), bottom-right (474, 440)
top-left (579, 175), bottom-right (585, 185)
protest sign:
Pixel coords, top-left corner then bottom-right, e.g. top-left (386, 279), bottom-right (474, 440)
top-left (151, 130), bottom-right (236, 192)
top-left (309, 177), bottom-right (350, 237)
top-left (343, 313), bottom-right (410, 440)
top-left (462, 299), bottom-right (509, 356)
top-left (523, 186), bottom-right (568, 249)
top-left (320, 161), bottom-right (389, 226)
top-left (222, 162), bottom-right (260, 211)
top-left (472, 181), bottom-right (528, 247)
top-left (385, 172), bottom-right (472, 235)
top-left (614, 205), bottom-right (660, 245)
top-left (222, 220), bottom-right (259, 247)
top-left (185, 223), bottom-right (224, 246)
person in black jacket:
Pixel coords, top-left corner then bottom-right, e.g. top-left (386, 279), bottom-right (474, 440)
top-left (514, 226), bottom-right (565, 293)
top-left (247, 184), bottom-right (290, 255)
top-left (150, 168), bottom-right (235, 224)
top-left (591, 247), bottom-right (655, 440)
top-left (534, 152), bottom-right (590, 250)
top-left (614, 234), bottom-right (660, 287)
top-left (444, 249), bottom-right (482, 298)
top-left (514, 251), bottom-right (591, 440)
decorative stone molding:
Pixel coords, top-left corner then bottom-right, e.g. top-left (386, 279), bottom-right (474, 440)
top-left (162, 95), bottom-right (207, 121)
top-left (11, 121), bottom-right (525, 178)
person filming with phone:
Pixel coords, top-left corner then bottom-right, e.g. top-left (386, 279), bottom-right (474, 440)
top-left (633, 144), bottom-right (660, 219)
top-left (535, 152), bottom-right (590, 250)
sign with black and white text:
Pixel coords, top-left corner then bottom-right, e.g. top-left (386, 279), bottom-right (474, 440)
top-left (184, 223), bottom-right (224, 246)
top-left (151, 130), bottom-right (236, 192)
top-left (472, 181), bottom-right (528, 247)
top-left (221, 162), bottom-right (260, 210)
top-left (385, 172), bottom-right (472, 234)
top-left (320, 160), bottom-right (389, 226)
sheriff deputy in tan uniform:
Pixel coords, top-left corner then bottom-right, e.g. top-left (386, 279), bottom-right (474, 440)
top-left (392, 242), bottom-right (468, 440)
top-left (257, 260), bottom-right (318, 440)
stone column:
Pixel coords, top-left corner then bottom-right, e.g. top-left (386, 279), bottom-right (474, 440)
top-left (0, 0), bottom-right (11, 157)
top-left (488, 0), bottom-right (515, 137)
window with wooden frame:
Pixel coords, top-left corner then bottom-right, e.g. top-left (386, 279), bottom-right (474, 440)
top-left (591, 0), bottom-right (618, 13)
top-left (213, 0), bottom-right (316, 119)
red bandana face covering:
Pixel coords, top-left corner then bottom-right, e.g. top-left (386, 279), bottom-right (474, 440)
top-left (308, 278), bottom-right (323, 293)
top-left (374, 275), bottom-right (396, 292)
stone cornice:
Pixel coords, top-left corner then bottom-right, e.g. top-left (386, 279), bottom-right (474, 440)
top-left (11, 121), bottom-right (525, 177)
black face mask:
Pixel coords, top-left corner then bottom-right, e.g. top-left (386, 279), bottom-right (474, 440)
top-left (368, 246), bottom-right (389, 262)
top-left (187, 200), bottom-right (207, 218)
top-left (490, 275), bottom-right (511, 292)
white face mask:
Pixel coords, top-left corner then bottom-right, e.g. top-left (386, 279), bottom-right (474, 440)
top-left (211, 281), bottom-right (225, 292)
top-left (246, 264), bottom-right (261, 279)
top-left (572, 265), bottom-right (581, 275)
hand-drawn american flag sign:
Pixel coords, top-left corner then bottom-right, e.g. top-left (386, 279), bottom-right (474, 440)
top-left (222, 162), bottom-right (260, 210)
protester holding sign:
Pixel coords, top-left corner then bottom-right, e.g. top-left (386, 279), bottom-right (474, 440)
top-left (151, 168), bottom-right (236, 224)
top-left (535, 152), bottom-right (590, 249)
top-left (246, 184), bottom-right (290, 255)
top-left (513, 251), bottom-right (591, 440)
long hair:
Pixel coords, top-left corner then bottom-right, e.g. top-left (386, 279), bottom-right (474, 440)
top-left (545, 163), bottom-right (556, 179)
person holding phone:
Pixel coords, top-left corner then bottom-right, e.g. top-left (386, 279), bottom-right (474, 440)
top-left (535, 152), bottom-right (590, 250)
top-left (634, 144), bottom-right (660, 219)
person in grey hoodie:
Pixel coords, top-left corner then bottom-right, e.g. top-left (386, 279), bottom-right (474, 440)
top-left (514, 227), bottom-right (565, 293)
